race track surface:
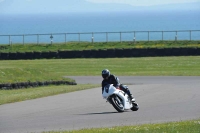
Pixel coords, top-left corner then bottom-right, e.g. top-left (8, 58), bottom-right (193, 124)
top-left (0, 76), bottom-right (200, 133)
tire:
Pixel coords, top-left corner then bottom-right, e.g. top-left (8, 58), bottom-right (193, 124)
top-left (110, 95), bottom-right (124, 112)
top-left (131, 102), bottom-right (139, 111)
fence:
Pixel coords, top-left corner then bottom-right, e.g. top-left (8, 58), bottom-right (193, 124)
top-left (0, 30), bottom-right (200, 45)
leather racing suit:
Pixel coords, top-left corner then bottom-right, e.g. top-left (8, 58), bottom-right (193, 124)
top-left (101, 74), bottom-right (132, 99)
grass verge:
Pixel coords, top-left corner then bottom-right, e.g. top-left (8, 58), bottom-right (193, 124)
top-left (0, 56), bottom-right (200, 84)
top-left (43, 119), bottom-right (200, 133)
top-left (0, 56), bottom-right (199, 104)
top-left (0, 84), bottom-right (99, 105)
top-left (0, 41), bottom-right (200, 52)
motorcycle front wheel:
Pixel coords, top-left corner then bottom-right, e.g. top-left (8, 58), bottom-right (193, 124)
top-left (110, 95), bottom-right (124, 112)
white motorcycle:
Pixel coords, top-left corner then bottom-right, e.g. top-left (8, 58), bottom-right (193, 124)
top-left (102, 84), bottom-right (139, 112)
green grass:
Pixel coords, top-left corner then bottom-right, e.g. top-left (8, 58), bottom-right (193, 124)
top-left (44, 119), bottom-right (200, 133)
top-left (0, 56), bottom-right (200, 84)
top-left (0, 41), bottom-right (200, 52)
top-left (0, 56), bottom-right (199, 105)
top-left (0, 59), bottom-right (73, 83)
top-left (0, 84), bottom-right (99, 105)
top-left (1, 42), bottom-right (199, 132)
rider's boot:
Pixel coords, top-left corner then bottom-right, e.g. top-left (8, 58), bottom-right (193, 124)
top-left (120, 84), bottom-right (135, 102)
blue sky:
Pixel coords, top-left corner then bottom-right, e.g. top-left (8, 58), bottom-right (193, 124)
top-left (0, 0), bottom-right (200, 14)
top-left (86, 0), bottom-right (200, 6)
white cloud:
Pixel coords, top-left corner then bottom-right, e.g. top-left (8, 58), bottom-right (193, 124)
top-left (85, 0), bottom-right (200, 6)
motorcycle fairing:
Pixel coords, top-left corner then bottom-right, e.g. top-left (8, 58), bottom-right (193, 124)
top-left (102, 84), bottom-right (133, 109)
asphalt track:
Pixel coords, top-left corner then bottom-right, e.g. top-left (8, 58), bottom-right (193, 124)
top-left (0, 76), bottom-right (200, 133)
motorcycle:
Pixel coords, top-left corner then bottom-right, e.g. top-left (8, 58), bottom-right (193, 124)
top-left (102, 84), bottom-right (139, 112)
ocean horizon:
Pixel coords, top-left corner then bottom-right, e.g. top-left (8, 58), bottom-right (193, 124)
top-left (0, 11), bottom-right (200, 44)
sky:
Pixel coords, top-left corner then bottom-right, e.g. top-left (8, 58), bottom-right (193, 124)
top-left (86, 0), bottom-right (200, 6)
top-left (0, 0), bottom-right (200, 15)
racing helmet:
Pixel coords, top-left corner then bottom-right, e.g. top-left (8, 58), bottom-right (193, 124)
top-left (102, 69), bottom-right (110, 79)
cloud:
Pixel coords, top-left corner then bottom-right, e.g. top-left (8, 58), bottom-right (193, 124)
top-left (0, 0), bottom-right (5, 2)
top-left (85, 0), bottom-right (200, 6)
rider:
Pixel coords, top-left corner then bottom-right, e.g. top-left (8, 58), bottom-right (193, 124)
top-left (101, 69), bottom-right (134, 101)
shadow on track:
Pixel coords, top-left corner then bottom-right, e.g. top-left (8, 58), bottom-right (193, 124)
top-left (76, 110), bottom-right (133, 115)
top-left (76, 112), bottom-right (119, 115)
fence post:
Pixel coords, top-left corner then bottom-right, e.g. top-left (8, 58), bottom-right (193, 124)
top-left (148, 31), bottom-right (149, 42)
top-left (120, 32), bottom-right (122, 43)
top-left (133, 32), bottom-right (136, 43)
top-left (37, 34), bottom-right (39, 45)
top-left (106, 32), bottom-right (108, 43)
top-left (65, 33), bottom-right (67, 44)
top-left (78, 33), bottom-right (80, 43)
top-left (175, 31), bottom-right (178, 41)
top-left (91, 32), bottom-right (94, 43)
top-left (9, 35), bottom-right (11, 45)
top-left (162, 31), bottom-right (164, 41)
top-left (23, 35), bottom-right (25, 45)
top-left (50, 34), bottom-right (53, 45)
top-left (190, 30), bottom-right (192, 41)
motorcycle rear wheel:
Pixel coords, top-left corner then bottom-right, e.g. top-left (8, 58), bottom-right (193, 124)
top-left (110, 95), bottom-right (124, 112)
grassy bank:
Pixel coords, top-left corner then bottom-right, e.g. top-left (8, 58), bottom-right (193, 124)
top-left (0, 56), bottom-right (199, 104)
top-left (0, 56), bottom-right (200, 84)
top-left (0, 41), bottom-right (200, 52)
top-left (44, 119), bottom-right (200, 133)
top-left (0, 84), bottom-right (99, 105)
top-left (1, 42), bottom-right (199, 132)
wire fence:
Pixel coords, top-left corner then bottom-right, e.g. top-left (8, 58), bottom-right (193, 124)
top-left (0, 30), bottom-right (200, 45)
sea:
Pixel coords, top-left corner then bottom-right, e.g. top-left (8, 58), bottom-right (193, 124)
top-left (0, 10), bottom-right (200, 44)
